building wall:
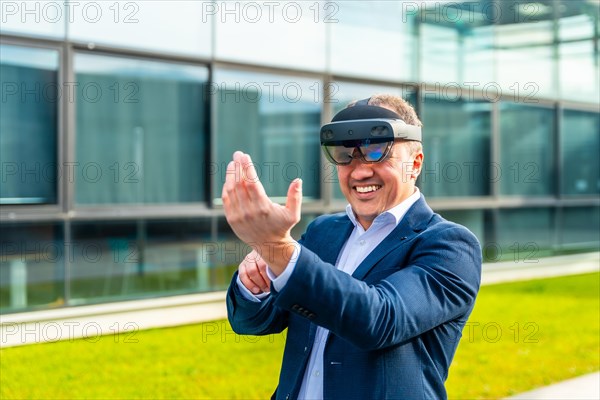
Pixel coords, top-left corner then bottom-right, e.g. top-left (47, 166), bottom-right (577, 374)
top-left (1, 0), bottom-right (599, 313)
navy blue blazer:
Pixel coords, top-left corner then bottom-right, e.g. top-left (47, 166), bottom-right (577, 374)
top-left (227, 195), bottom-right (482, 399)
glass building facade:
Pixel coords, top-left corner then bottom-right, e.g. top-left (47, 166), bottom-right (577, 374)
top-left (1, 0), bottom-right (598, 313)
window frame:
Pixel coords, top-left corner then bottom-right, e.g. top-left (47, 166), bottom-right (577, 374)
top-left (0, 37), bottom-right (65, 216)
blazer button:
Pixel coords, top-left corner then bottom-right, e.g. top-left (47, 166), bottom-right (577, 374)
top-left (285, 394), bottom-right (290, 400)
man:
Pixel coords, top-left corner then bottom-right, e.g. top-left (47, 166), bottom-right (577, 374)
top-left (222, 94), bottom-right (482, 399)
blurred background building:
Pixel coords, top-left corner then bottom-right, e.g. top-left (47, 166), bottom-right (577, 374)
top-left (1, 0), bottom-right (599, 314)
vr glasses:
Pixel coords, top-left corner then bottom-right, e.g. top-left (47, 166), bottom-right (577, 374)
top-left (320, 98), bottom-right (422, 166)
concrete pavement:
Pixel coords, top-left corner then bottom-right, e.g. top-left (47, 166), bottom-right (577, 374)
top-left (505, 371), bottom-right (600, 400)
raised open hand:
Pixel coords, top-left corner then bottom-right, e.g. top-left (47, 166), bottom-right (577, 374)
top-left (221, 151), bottom-right (302, 274)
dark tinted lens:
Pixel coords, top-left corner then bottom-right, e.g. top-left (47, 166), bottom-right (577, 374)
top-left (323, 144), bottom-right (353, 165)
top-left (322, 139), bottom-right (393, 164)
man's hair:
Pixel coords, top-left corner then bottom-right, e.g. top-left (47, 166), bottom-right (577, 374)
top-left (347, 93), bottom-right (423, 155)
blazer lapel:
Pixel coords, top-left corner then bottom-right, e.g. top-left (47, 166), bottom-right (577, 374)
top-left (351, 196), bottom-right (434, 281)
top-left (311, 214), bottom-right (354, 265)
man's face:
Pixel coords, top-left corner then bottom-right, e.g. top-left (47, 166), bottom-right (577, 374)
top-left (337, 141), bottom-right (423, 230)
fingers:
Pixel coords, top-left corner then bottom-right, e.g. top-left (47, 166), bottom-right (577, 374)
top-left (222, 151), bottom-right (269, 211)
top-left (235, 151), bottom-right (268, 200)
top-left (222, 151), bottom-right (301, 271)
top-left (222, 160), bottom-right (240, 211)
top-left (238, 251), bottom-right (271, 294)
top-left (286, 178), bottom-right (303, 223)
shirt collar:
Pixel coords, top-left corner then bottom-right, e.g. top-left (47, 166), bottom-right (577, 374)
top-left (345, 187), bottom-right (421, 230)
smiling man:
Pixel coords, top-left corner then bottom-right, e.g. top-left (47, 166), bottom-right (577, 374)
top-left (223, 94), bottom-right (482, 400)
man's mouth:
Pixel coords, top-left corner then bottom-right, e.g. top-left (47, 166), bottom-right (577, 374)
top-left (354, 185), bottom-right (382, 194)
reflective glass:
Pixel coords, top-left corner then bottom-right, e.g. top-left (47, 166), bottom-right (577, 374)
top-left (559, 207), bottom-right (600, 252)
top-left (68, 1), bottom-right (211, 57)
top-left (74, 53), bottom-right (208, 205)
top-left (421, 24), bottom-right (460, 84)
top-left (0, 222), bottom-right (64, 312)
top-left (0, 0), bottom-right (65, 38)
top-left (559, 39), bottom-right (599, 103)
top-left (0, 44), bottom-right (59, 204)
top-left (69, 219), bottom-right (214, 304)
top-left (420, 99), bottom-right (492, 197)
top-left (499, 103), bottom-right (555, 196)
top-left (420, 2), bottom-right (495, 84)
top-left (330, 1), bottom-right (415, 81)
top-left (462, 25), bottom-right (496, 84)
top-left (437, 209), bottom-right (486, 246)
top-left (213, 69), bottom-right (322, 202)
top-left (559, 9), bottom-right (600, 102)
top-left (560, 109), bottom-right (600, 196)
top-left (496, 3), bottom-right (557, 99)
top-left (215, 1), bottom-right (325, 71)
top-left (496, 207), bottom-right (555, 261)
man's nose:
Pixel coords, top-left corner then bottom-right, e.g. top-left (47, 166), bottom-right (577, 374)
top-left (349, 159), bottom-right (375, 180)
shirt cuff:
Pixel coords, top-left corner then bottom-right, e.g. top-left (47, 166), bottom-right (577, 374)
top-left (267, 242), bottom-right (301, 292)
top-left (236, 274), bottom-right (270, 302)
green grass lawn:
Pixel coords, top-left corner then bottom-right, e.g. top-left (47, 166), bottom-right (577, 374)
top-left (1, 272), bottom-right (598, 399)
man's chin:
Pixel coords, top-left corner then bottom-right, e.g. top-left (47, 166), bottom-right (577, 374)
top-left (352, 209), bottom-right (378, 225)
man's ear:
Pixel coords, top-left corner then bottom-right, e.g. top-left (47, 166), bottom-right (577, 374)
top-left (411, 152), bottom-right (424, 180)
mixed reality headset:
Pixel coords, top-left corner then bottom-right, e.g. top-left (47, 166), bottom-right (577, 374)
top-left (320, 98), bottom-right (422, 165)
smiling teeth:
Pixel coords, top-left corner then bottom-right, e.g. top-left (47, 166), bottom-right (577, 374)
top-left (355, 185), bottom-right (381, 193)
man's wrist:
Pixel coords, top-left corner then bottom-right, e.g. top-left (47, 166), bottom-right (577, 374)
top-left (254, 239), bottom-right (297, 276)
top-left (268, 242), bottom-right (300, 292)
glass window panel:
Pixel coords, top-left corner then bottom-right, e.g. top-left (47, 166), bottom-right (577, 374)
top-left (0, 44), bottom-right (58, 204)
top-left (74, 53), bottom-right (208, 205)
top-left (213, 69), bottom-right (322, 202)
top-left (559, 40), bottom-right (599, 103)
top-left (462, 25), bottom-right (495, 84)
top-left (559, 11), bottom-right (600, 102)
top-left (420, 98), bottom-right (492, 197)
top-left (559, 207), bottom-right (600, 251)
top-left (0, 222), bottom-right (64, 313)
top-left (69, 219), bottom-right (213, 304)
top-left (68, 1), bottom-right (210, 57)
top-left (215, 1), bottom-right (325, 71)
top-left (437, 209), bottom-right (486, 245)
top-left (499, 103), bottom-right (555, 196)
top-left (496, 207), bottom-right (555, 261)
top-left (421, 24), bottom-right (460, 83)
top-left (0, 0), bottom-right (65, 38)
top-left (330, 1), bottom-right (415, 81)
top-left (496, 17), bottom-right (556, 99)
top-left (214, 218), bottom-right (255, 288)
top-left (560, 109), bottom-right (600, 196)
top-left (420, 2), bottom-right (495, 84)
top-left (328, 82), bottom-right (417, 201)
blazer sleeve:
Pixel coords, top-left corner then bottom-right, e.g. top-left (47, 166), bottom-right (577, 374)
top-left (225, 233), bottom-right (311, 336)
top-left (226, 272), bottom-right (289, 336)
top-left (270, 224), bottom-right (482, 350)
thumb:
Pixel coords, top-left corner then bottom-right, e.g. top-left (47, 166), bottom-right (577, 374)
top-left (286, 178), bottom-right (303, 221)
